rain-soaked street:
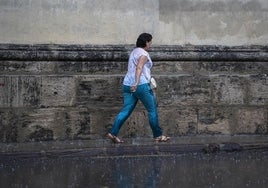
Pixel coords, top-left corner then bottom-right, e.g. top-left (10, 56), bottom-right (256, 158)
top-left (1, 149), bottom-right (268, 188)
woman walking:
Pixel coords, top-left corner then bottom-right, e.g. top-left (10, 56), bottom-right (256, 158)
top-left (107, 33), bottom-right (170, 143)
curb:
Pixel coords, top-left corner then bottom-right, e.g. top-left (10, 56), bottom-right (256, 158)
top-left (1, 135), bottom-right (268, 158)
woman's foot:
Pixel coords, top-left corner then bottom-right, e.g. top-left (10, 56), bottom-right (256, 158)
top-left (154, 135), bottom-right (170, 142)
top-left (107, 133), bottom-right (124, 144)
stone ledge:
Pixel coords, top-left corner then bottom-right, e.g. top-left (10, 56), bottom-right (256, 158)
top-left (1, 135), bottom-right (268, 158)
top-left (0, 44), bottom-right (267, 61)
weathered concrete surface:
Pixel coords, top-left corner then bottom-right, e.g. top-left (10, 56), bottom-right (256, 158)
top-left (0, 44), bottom-right (267, 146)
top-left (0, 0), bottom-right (267, 45)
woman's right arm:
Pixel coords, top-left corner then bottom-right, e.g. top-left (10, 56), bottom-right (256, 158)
top-left (130, 55), bottom-right (148, 92)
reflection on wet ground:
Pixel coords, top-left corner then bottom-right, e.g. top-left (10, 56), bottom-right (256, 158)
top-left (1, 150), bottom-right (268, 188)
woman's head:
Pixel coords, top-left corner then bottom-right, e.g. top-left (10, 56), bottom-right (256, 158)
top-left (136, 33), bottom-right (152, 49)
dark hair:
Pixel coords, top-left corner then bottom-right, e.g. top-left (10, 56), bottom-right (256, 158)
top-left (136, 33), bottom-right (152, 48)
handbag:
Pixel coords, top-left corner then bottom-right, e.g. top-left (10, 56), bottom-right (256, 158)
top-left (150, 77), bottom-right (157, 89)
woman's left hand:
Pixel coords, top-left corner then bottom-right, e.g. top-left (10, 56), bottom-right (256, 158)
top-left (131, 85), bottom-right (137, 92)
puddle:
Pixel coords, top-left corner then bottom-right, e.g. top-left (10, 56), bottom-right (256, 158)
top-left (1, 150), bottom-right (268, 188)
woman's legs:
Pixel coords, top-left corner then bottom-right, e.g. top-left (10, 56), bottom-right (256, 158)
top-left (110, 85), bottom-right (138, 136)
top-left (110, 84), bottom-right (163, 138)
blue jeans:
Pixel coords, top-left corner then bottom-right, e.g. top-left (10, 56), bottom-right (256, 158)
top-left (110, 83), bottom-right (162, 138)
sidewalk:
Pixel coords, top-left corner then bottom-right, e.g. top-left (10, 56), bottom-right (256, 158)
top-left (1, 135), bottom-right (268, 158)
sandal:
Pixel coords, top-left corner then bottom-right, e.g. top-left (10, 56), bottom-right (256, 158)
top-left (154, 135), bottom-right (170, 142)
top-left (107, 133), bottom-right (124, 144)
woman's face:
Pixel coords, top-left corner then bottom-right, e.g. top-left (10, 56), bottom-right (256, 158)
top-left (144, 40), bottom-right (152, 51)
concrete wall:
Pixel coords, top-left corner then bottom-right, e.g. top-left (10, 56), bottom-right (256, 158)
top-left (0, 44), bottom-right (267, 143)
top-left (0, 0), bottom-right (267, 45)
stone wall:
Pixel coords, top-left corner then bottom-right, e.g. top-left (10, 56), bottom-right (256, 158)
top-left (0, 44), bottom-right (267, 143)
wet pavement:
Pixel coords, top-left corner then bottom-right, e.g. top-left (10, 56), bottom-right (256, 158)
top-left (1, 149), bottom-right (268, 188)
